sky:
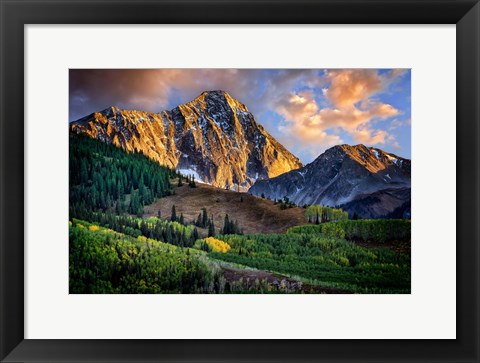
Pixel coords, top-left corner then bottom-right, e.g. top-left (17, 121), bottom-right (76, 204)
top-left (69, 69), bottom-right (411, 163)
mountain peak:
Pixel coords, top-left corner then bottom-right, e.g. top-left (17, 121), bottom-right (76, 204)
top-left (319, 143), bottom-right (408, 174)
top-left (250, 143), bottom-right (411, 218)
top-left (70, 91), bottom-right (302, 189)
top-left (201, 90), bottom-right (230, 96)
top-left (195, 90), bottom-right (233, 101)
top-left (331, 144), bottom-right (369, 153)
top-left (103, 105), bottom-right (122, 114)
top-left (189, 90), bottom-right (249, 113)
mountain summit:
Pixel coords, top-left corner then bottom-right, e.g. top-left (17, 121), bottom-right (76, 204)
top-left (70, 90), bottom-right (303, 189)
top-left (249, 144), bottom-right (411, 218)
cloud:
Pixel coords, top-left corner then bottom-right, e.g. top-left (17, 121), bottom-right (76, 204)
top-left (325, 69), bottom-right (383, 109)
top-left (274, 89), bottom-right (399, 149)
top-left (70, 69), bottom-right (189, 120)
top-left (353, 128), bottom-right (387, 144)
top-left (272, 69), bottom-right (405, 152)
top-left (387, 134), bottom-right (401, 149)
top-left (275, 91), bottom-right (341, 147)
top-left (319, 100), bottom-right (399, 131)
top-left (69, 69), bottom-right (268, 121)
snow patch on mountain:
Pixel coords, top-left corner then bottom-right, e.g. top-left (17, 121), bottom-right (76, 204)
top-left (176, 168), bottom-right (205, 184)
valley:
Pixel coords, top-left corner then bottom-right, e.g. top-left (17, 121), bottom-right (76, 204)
top-left (69, 89), bottom-right (411, 294)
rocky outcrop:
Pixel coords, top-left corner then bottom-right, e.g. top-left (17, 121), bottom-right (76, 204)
top-left (70, 90), bottom-right (303, 189)
top-left (249, 144), bottom-right (411, 218)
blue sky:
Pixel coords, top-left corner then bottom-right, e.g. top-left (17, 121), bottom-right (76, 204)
top-left (70, 69), bottom-right (411, 163)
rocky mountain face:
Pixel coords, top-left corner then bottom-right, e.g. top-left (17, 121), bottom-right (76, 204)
top-left (70, 90), bottom-right (303, 189)
top-left (249, 144), bottom-right (411, 218)
top-left (338, 188), bottom-right (411, 219)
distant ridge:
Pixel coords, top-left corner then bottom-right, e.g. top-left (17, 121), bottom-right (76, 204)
top-left (249, 144), bottom-right (411, 218)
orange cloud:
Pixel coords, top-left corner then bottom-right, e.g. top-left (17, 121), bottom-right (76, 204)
top-left (319, 102), bottom-right (398, 130)
top-left (278, 122), bottom-right (342, 158)
top-left (325, 69), bottom-right (383, 109)
top-left (275, 87), bottom-right (399, 149)
top-left (272, 69), bottom-right (407, 152)
top-left (353, 128), bottom-right (388, 144)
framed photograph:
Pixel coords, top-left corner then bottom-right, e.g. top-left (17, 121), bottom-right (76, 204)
top-left (1, 0), bottom-right (478, 362)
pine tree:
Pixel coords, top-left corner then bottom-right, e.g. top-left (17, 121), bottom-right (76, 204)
top-left (179, 213), bottom-right (185, 225)
top-left (189, 175), bottom-right (196, 188)
top-left (166, 225), bottom-right (173, 243)
top-left (223, 214), bottom-right (231, 234)
top-left (129, 190), bottom-right (140, 215)
top-left (116, 180), bottom-right (123, 200)
top-left (192, 228), bottom-right (199, 242)
top-left (208, 218), bottom-right (215, 237)
top-left (201, 208), bottom-right (208, 228)
top-left (115, 201), bottom-right (122, 214)
top-left (234, 220), bottom-right (240, 234)
top-left (196, 213), bottom-right (202, 227)
top-left (80, 159), bottom-right (89, 184)
top-left (171, 205), bottom-right (177, 222)
top-left (138, 174), bottom-right (146, 202)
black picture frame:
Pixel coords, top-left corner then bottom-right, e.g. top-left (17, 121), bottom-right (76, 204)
top-left (1, 0), bottom-right (479, 362)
